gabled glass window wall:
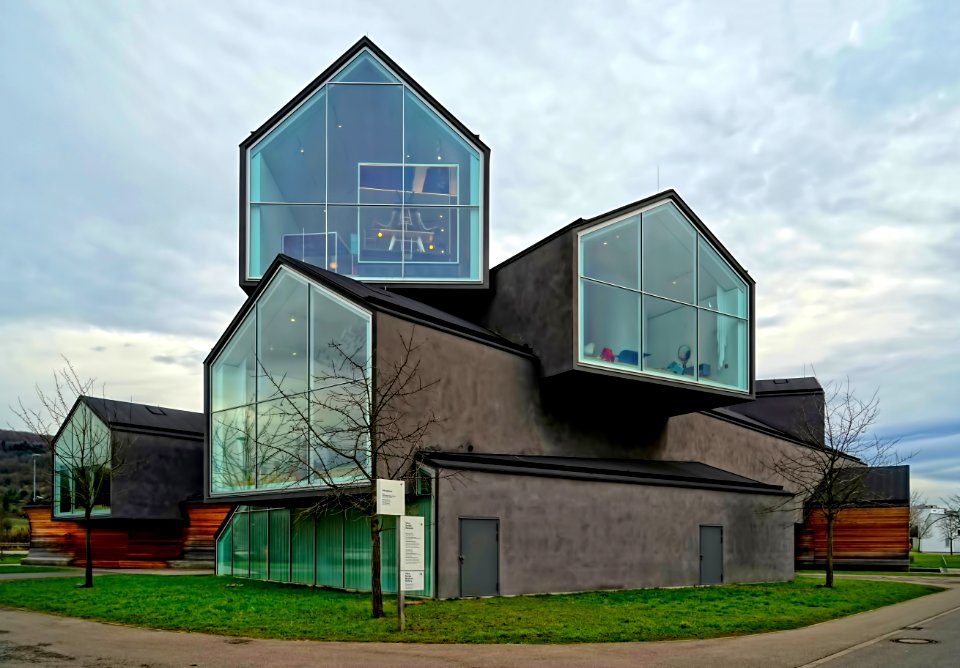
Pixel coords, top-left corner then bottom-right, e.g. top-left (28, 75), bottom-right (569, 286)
top-left (210, 266), bottom-right (373, 495)
top-left (53, 404), bottom-right (112, 517)
top-left (578, 202), bottom-right (750, 392)
top-left (247, 49), bottom-right (483, 284)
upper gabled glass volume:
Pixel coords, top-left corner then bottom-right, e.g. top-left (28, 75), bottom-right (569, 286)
top-left (245, 43), bottom-right (485, 286)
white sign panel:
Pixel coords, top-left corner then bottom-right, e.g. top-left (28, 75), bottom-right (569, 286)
top-left (376, 479), bottom-right (405, 516)
top-left (401, 569), bottom-right (424, 592)
top-left (400, 515), bottom-right (425, 570)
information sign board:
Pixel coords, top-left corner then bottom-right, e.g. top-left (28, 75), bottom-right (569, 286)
top-left (376, 479), bottom-right (405, 516)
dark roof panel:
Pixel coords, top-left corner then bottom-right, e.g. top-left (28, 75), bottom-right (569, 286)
top-left (81, 397), bottom-right (203, 439)
top-left (421, 452), bottom-right (789, 496)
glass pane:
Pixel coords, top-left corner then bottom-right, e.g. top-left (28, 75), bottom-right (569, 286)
top-left (250, 204), bottom-right (326, 279)
top-left (580, 279), bottom-right (640, 369)
top-left (211, 311), bottom-right (256, 412)
top-left (642, 203), bottom-right (696, 304)
top-left (210, 406), bottom-right (256, 493)
top-left (316, 511), bottom-right (344, 588)
top-left (232, 510), bottom-right (249, 577)
top-left (328, 205), bottom-right (403, 280)
top-left (331, 51), bottom-right (399, 83)
top-left (404, 89), bottom-right (480, 206)
top-left (358, 164), bottom-right (403, 205)
top-left (249, 509), bottom-right (268, 579)
top-left (401, 206), bottom-right (480, 280)
top-left (256, 395), bottom-right (310, 489)
top-left (343, 509), bottom-right (372, 590)
top-left (291, 512), bottom-right (315, 584)
top-left (327, 84), bottom-right (402, 204)
top-left (216, 524), bottom-right (232, 576)
top-left (257, 271), bottom-right (310, 399)
top-left (698, 237), bottom-right (748, 318)
top-left (642, 295), bottom-right (698, 378)
top-left (268, 509), bottom-right (290, 582)
top-left (698, 310), bottom-right (749, 391)
top-left (580, 214), bottom-right (640, 289)
top-left (249, 88), bottom-right (326, 204)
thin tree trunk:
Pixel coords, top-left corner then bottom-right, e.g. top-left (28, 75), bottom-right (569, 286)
top-left (83, 507), bottom-right (93, 588)
top-left (370, 514), bottom-right (383, 618)
top-left (825, 514), bottom-right (835, 588)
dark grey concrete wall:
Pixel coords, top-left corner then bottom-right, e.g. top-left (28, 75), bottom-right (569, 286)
top-left (376, 312), bottom-right (812, 499)
top-left (482, 232), bottom-right (574, 377)
top-left (435, 470), bottom-right (794, 598)
top-left (112, 432), bottom-right (203, 520)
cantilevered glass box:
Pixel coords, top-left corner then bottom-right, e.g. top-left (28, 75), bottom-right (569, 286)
top-left (240, 39), bottom-right (488, 290)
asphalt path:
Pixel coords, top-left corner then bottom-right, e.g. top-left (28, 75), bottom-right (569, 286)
top-left (0, 574), bottom-right (959, 667)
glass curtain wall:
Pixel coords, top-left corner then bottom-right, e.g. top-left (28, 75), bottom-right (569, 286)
top-left (52, 403), bottom-right (112, 517)
top-left (578, 202), bottom-right (750, 392)
top-left (248, 50), bottom-right (483, 283)
top-left (215, 495), bottom-right (434, 597)
top-left (210, 267), bottom-right (372, 495)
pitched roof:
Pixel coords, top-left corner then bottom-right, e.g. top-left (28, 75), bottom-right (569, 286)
top-left (209, 254), bottom-right (529, 365)
top-left (420, 452), bottom-right (789, 496)
top-left (81, 397), bottom-right (203, 440)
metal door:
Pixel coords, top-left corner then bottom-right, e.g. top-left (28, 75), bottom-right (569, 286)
top-left (700, 525), bottom-right (723, 585)
top-left (459, 518), bottom-right (499, 597)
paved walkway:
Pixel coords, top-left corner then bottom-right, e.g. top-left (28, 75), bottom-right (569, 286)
top-left (0, 575), bottom-right (958, 667)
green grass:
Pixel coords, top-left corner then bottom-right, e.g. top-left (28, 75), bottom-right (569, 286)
top-left (0, 565), bottom-right (72, 574)
top-left (0, 575), bottom-right (942, 643)
top-left (911, 551), bottom-right (960, 569)
top-left (0, 554), bottom-right (24, 564)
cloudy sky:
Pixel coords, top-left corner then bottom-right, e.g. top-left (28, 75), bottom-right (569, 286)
top-left (1, 1), bottom-right (957, 499)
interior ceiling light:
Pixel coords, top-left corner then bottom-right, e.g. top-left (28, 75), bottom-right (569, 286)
top-left (290, 317), bottom-right (296, 323)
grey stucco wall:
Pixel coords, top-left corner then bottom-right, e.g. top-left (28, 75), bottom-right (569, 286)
top-left (435, 470), bottom-right (794, 598)
top-left (112, 432), bottom-right (203, 520)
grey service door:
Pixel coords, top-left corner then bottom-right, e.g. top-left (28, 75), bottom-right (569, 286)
top-left (700, 525), bottom-right (723, 585)
top-left (460, 518), bottom-right (499, 597)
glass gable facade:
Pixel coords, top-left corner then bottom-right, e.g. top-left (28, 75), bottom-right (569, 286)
top-left (53, 403), bottom-right (112, 517)
top-left (246, 48), bottom-right (483, 284)
top-left (578, 201), bottom-right (750, 392)
top-left (210, 266), bottom-right (373, 496)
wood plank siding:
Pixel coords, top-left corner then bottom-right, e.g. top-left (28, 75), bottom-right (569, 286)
top-left (797, 506), bottom-right (910, 564)
top-left (25, 503), bottom-right (233, 568)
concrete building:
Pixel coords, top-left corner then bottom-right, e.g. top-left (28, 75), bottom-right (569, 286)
top-left (206, 37), bottom-right (829, 597)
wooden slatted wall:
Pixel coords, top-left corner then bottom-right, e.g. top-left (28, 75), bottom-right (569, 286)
top-left (798, 507), bottom-right (910, 561)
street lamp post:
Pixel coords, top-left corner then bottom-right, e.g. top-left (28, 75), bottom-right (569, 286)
top-left (31, 453), bottom-right (42, 502)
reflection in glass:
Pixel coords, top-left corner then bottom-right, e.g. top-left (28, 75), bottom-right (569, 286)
top-left (641, 203), bottom-right (696, 304)
top-left (257, 395), bottom-right (310, 489)
top-left (698, 310), bottom-right (748, 390)
top-left (211, 312), bottom-right (256, 411)
top-left (580, 214), bottom-right (639, 289)
top-left (698, 237), bottom-right (748, 317)
top-left (580, 280), bottom-right (640, 368)
top-left (211, 405), bottom-right (256, 493)
top-left (257, 272), bottom-right (310, 399)
top-left (250, 205), bottom-right (326, 279)
top-left (642, 295), bottom-right (697, 379)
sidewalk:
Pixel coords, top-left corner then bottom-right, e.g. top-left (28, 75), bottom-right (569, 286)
top-left (0, 577), bottom-right (958, 667)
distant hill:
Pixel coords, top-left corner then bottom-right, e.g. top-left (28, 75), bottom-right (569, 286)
top-left (0, 430), bottom-right (50, 506)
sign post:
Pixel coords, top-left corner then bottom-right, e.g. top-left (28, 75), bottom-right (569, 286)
top-left (399, 515), bottom-right (425, 632)
top-left (375, 479), bottom-right (405, 630)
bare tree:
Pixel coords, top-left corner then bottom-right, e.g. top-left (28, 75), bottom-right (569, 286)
top-left (770, 378), bottom-right (906, 588)
top-left (909, 492), bottom-right (940, 553)
top-left (939, 496), bottom-right (960, 556)
top-left (12, 360), bottom-right (124, 588)
top-left (211, 326), bottom-right (440, 618)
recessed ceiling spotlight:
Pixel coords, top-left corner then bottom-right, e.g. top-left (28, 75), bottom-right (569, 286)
top-left (290, 317), bottom-right (296, 323)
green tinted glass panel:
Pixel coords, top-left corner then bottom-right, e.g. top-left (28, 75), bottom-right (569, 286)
top-left (268, 509), bottom-right (291, 582)
top-left (216, 524), bottom-right (232, 576)
top-left (249, 510), bottom-right (269, 579)
top-left (407, 497), bottom-right (433, 597)
top-left (331, 51), bottom-right (399, 83)
top-left (257, 271), bottom-right (310, 399)
top-left (210, 405), bottom-right (256, 494)
top-left (343, 509), bottom-right (372, 590)
top-left (580, 214), bottom-right (640, 290)
top-left (380, 514), bottom-right (397, 595)
top-left (232, 510), bottom-right (249, 577)
top-left (317, 511), bottom-right (344, 588)
top-left (291, 512), bottom-right (315, 585)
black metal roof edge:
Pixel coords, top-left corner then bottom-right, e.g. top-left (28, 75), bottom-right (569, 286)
top-left (421, 455), bottom-right (789, 497)
top-left (755, 377), bottom-right (825, 397)
top-left (108, 424), bottom-right (204, 441)
top-left (420, 452), bottom-right (787, 494)
top-left (491, 190), bottom-right (754, 286)
top-left (240, 36), bottom-right (489, 154)
top-left (207, 254), bottom-right (533, 366)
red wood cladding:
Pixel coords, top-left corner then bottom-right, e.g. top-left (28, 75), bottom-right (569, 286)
top-left (25, 503), bottom-right (233, 568)
top-left (798, 507), bottom-right (910, 561)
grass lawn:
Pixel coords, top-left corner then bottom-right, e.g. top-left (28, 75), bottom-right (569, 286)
top-left (0, 575), bottom-right (942, 643)
top-left (911, 551), bottom-right (960, 569)
top-left (0, 554), bottom-right (72, 574)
